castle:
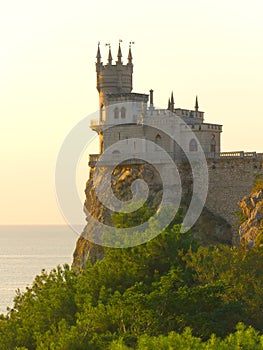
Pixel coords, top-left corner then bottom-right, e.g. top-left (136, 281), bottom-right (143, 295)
top-left (88, 42), bottom-right (263, 228)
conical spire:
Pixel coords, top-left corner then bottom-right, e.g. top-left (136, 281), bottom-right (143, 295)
top-left (96, 42), bottom-right (101, 62)
top-left (117, 42), bottom-right (122, 64)
top-left (128, 41), bottom-right (134, 64)
top-left (170, 92), bottom-right (174, 111)
top-left (106, 44), bottom-right (112, 65)
top-left (195, 95), bottom-right (199, 112)
top-left (167, 98), bottom-right (171, 110)
top-left (128, 46), bottom-right (132, 64)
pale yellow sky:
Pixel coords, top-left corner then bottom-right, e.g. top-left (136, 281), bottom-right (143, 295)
top-left (0, 0), bottom-right (262, 224)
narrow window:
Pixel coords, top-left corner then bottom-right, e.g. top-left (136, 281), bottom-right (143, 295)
top-left (155, 134), bottom-right (161, 150)
top-left (121, 107), bottom-right (126, 119)
top-left (114, 107), bottom-right (119, 119)
top-left (210, 135), bottom-right (216, 153)
top-left (189, 138), bottom-right (198, 152)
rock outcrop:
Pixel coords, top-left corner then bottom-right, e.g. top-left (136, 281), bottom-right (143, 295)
top-left (72, 164), bottom-right (163, 269)
top-left (237, 189), bottom-right (263, 247)
top-left (72, 163), bottom-right (233, 269)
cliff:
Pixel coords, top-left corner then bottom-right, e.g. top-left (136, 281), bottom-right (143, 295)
top-left (237, 185), bottom-right (263, 247)
top-left (72, 163), bottom-right (233, 269)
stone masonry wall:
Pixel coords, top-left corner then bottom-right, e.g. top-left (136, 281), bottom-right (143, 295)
top-left (205, 158), bottom-right (263, 227)
top-left (89, 155), bottom-right (263, 231)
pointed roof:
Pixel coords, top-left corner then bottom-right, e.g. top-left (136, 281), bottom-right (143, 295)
top-left (96, 42), bottom-right (101, 62)
top-left (108, 46), bottom-right (112, 65)
top-left (171, 91), bottom-right (174, 105)
top-left (128, 46), bottom-right (132, 63)
top-left (170, 92), bottom-right (174, 111)
top-left (195, 95), bottom-right (199, 111)
top-left (117, 43), bottom-right (122, 63)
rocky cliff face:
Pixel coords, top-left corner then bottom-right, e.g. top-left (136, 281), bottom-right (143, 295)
top-left (237, 189), bottom-right (263, 247)
top-left (72, 164), bottom-right (163, 269)
top-left (72, 163), bottom-right (233, 270)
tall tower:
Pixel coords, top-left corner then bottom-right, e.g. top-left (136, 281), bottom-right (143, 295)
top-left (96, 42), bottom-right (133, 111)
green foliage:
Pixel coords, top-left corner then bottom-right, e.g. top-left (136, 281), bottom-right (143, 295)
top-left (1, 208), bottom-right (263, 349)
top-left (109, 324), bottom-right (263, 349)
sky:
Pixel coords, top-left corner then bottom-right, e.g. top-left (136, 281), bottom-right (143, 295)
top-left (0, 0), bottom-right (262, 225)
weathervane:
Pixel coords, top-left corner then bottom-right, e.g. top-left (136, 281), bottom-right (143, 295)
top-left (129, 41), bottom-right (135, 48)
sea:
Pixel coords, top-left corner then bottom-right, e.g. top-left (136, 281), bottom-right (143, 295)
top-left (0, 225), bottom-right (77, 314)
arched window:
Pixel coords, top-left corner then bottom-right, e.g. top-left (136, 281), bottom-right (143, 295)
top-left (114, 107), bottom-right (119, 119)
top-left (189, 138), bottom-right (198, 152)
top-left (155, 134), bottom-right (161, 145)
top-left (210, 135), bottom-right (216, 153)
top-left (121, 107), bottom-right (126, 119)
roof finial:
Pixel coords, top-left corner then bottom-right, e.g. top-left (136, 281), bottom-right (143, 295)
top-left (105, 43), bottom-right (112, 65)
top-left (195, 95), bottom-right (199, 112)
top-left (128, 41), bottom-right (135, 64)
top-left (117, 39), bottom-right (122, 64)
top-left (96, 41), bottom-right (101, 63)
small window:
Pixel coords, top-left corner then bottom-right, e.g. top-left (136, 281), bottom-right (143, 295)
top-left (114, 107), bottom-right (119, 119)
top-left (210, 135), bottom-right (216, 153)
top-left (155, 134), bottom-right (161, 150)
top-left (155, 134), bottom-right (161, 144)
top-left (121, 107), bottom-right (126, 119)
top-left (189, 138), bottom-right (198, 152)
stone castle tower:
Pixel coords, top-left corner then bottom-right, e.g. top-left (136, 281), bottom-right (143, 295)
top-left (96, 42), bottom-right (133, 108)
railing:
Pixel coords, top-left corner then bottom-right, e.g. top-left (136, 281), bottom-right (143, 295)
top-left (90, 119), bottom-right (102, 126)
top-left (89, 151), bottom-right (262, 167)
top-left (219, 151), bottom-right (257, 159)
top-left (192, 123), bottom-right (222, 131)
top-left (205, 152), bottom-right (259, 159)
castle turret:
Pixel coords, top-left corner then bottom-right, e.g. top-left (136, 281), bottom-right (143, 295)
top-left (96, 42), bottom-right (134, 110)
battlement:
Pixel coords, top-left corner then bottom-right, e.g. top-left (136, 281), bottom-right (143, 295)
top-left (175, 108), bottom-right (204, 120)
top-left (96, 43), bottom-right (134, 104)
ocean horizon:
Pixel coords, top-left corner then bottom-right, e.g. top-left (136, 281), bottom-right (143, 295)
top-left (0, 225), bottom-right (77, 314)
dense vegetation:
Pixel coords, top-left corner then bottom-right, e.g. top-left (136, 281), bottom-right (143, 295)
top-left (1, 209), bottom-right (263, 349)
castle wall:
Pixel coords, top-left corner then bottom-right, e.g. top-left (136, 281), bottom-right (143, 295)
top-left (205, 158), bottom-right (263, 227)
top-left (100, 124), bottom-right (263, 230)
top-left (89, 153), bottom-right (263, 232)
top-left (194, 130), bottom-right (221, 154)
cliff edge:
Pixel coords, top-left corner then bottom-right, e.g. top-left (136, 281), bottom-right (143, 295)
top-left (237, 185), bottom-right (263, 247)
top-left (72, 164), bottom-right (233, 269)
